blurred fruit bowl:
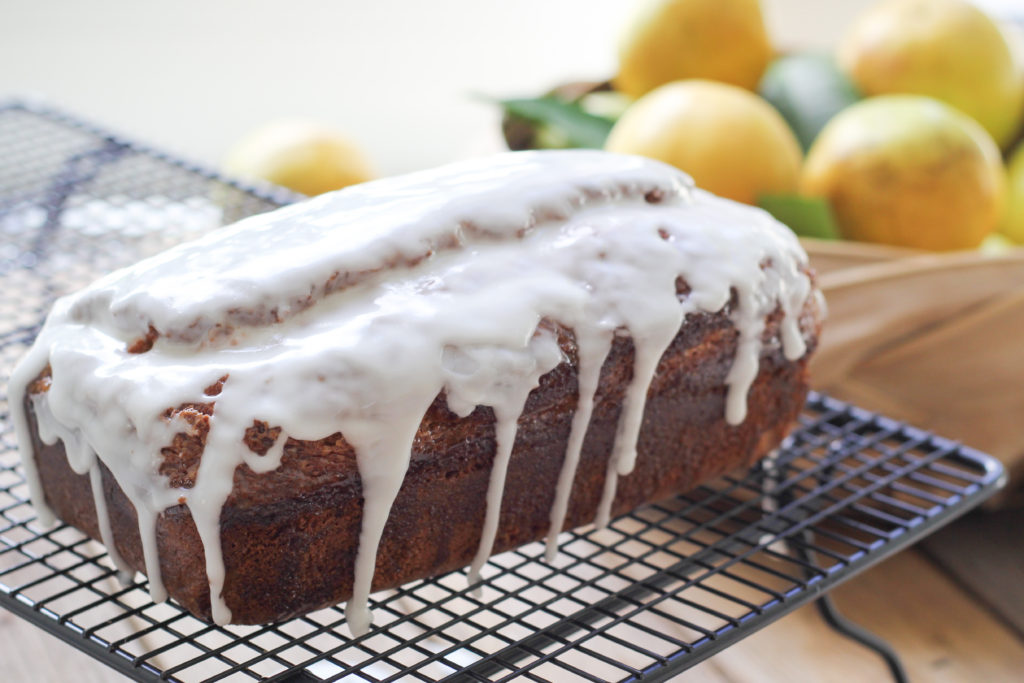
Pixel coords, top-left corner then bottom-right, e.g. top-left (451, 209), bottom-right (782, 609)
top-left (804, 237), bottom-right (1024, 508)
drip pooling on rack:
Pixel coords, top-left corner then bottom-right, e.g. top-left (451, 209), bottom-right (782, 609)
top-left (10, 150), bottom-right (814, 635)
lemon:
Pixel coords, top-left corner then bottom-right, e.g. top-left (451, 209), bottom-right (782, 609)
top-left (224, 120), bottom-right (374, 196)
top-left (838, 0), bottom-right (1024, 148)
top-left (801, 95), bottom-right (1006, 251)
top-left (615, 0), bottom-right (772, 98)
top-left (999, 142), bottom-right (1024, 243)
top-left (605, 80), bottom-right (802, 205)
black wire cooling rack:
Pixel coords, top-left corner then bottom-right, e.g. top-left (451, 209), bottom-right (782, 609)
top-left (0, 101), bottom-right (1007, 682)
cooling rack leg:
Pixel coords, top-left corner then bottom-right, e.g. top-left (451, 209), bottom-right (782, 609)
top-left (275, 669), bottom-right (322, 682)
top-left (775, 471), bottom-right (910, 683)
top-left (814, 592), bottom-right (909, 683)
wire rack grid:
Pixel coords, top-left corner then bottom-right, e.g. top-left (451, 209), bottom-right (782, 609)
top-left (0, 101), bottom-right (1006, 682)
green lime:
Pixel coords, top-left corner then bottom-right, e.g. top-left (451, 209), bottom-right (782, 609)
top-left (759, 53), bottom-right (861, 151)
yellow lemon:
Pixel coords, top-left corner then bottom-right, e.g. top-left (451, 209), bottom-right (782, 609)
top-left (605, 80), bottom-right (802, 205)
top-left (615, 0), bottom-right (772, 98)
top-left (801, 95), bottom-right (1005, 251)
top-left (838, 0), bottom-right (1024, 148)
top-left (224, 120), bottom-right (374, 196)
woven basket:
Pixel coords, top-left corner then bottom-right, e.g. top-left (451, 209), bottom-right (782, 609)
top-left (805, 239), bottom-right (1024, 507)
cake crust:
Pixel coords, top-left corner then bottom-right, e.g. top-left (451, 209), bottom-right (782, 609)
top-left (27, 302), bottom-right (818, 623)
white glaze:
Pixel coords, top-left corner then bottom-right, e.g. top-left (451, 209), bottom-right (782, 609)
top-left (545, 328), bottom-right (612, 562)
top-left (466, 328), bottom-right (563, 588)
top-left (89, 466), bottom-right (133, 578)
top-left (8, 150), bottom-right (814, 636)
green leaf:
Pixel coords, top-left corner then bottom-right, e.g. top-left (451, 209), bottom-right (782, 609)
top-left (498, 96), bottom-right (616, 149)
top-left (758, 194), bottom-right (841, 240)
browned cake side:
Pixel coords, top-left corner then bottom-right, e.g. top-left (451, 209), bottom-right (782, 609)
top-left (26, 298), bottom-right (821, 624)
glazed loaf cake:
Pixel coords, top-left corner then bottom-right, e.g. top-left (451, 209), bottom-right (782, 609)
top-left (11, 151), bottom-right (822, 633)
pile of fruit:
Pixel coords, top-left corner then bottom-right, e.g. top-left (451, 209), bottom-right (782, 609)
top-left (501, 0), bottom-right (1024, 252)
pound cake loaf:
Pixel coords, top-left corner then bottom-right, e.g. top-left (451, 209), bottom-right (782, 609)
top-left (10, 150), bottom-right (823, 634)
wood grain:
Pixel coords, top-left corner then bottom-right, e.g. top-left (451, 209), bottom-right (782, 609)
top-left (922, 508), bottom-right (1024, 637)
top-left (803, 242), bottom-right (1024, 506)
top-left (683, 549), bottom-right (1024, 682)
top-left (0, 609), bottom-right (119, 683)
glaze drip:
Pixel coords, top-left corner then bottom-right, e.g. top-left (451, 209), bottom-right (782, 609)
top-left (9, 151), bottom-right (814, 636)
top-left (545, 328), bottom-right (612, 562)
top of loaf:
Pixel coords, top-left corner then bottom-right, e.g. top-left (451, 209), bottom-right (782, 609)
top-left (65, 150), bottom-right (694, 347)
top-left (11, 150), bottom-right (816, 634)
